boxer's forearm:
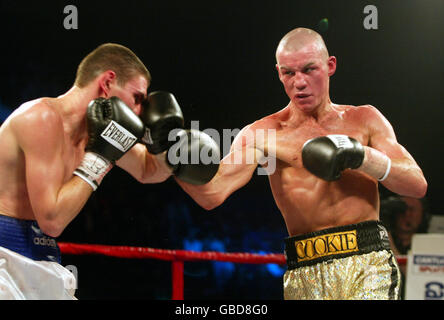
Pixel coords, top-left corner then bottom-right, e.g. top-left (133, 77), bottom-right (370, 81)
top-left (33, 177), bottom-right (93, 237)
top-left (176, 150), bottom-right (258, 210)
top-left (117, 145), bottom-right (172, 184)
top-left (144, 152), bottom-right (174, 183)
top-left (136, 151), bottom-right (173, 183)
top-left (175, 176), bottom-right (223, 210)
top-left (357, 146), bottom-right (391, 181)
top-left (357, 146), bottom-right (427, 198)
top-left (378, 158), bottom-right (427, 198)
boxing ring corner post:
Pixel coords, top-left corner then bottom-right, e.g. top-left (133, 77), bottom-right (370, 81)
top-left (58, 242), bottom-right (406, 300)
top-left (171, 260), bottom-right (184, 300)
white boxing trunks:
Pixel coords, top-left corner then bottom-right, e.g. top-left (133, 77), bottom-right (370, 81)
top-left (0, 214), bottom-right (76, 299)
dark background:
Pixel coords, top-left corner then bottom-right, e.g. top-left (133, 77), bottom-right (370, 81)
top-left (0, 0), bottom-right (442, 299)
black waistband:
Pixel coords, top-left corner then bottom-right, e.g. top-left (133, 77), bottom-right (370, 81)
top-left (284, 220), bottom-right (391, 269)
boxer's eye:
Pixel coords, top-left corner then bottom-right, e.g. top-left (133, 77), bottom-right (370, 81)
top-left (134, 93), bottom-right (144, 105)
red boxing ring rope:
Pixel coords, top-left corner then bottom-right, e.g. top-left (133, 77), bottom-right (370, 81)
top-left (58, 242), bottom-right (407, 300)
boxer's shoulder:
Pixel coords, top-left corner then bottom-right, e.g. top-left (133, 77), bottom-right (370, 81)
top-left (344, 104), bottom-right (380, 118)
top-left (8, 99), bottom-right (64, 149)
top-left (251, 109), bottom-right (285, 130)
top-left (332, 104), bottom-right (384, 127)
top-left (349, 104), bottom-right (392, 133)
top-left (233, 111), bottom-right (280, 137)
top-left (11, 98), bottom-right (62, 131)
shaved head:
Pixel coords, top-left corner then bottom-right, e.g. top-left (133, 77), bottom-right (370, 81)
top-left (276, 28), bottom-right (329, 63)
top-left (275, 27), bottom-right (337, 114)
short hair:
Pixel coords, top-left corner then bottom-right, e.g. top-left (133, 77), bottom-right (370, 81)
top-left (74, 43), bottom-right (151, 88)
top-left (276, 27), bottom-right (329, 63)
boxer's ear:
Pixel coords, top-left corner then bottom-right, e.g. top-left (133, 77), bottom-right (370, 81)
top-left (276, 64), bottom-right (284, 83)
top-left (327, 56), bottom-right (337, 77)
top-left (97, 70), bottom-right (117, 97)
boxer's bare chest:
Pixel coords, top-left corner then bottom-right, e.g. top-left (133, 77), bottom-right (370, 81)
top-left (271, 108), bottom-right (369, 169)
top-left (61, 132), bottom-right (87, 183)
top-left (264, 107), bottom-right (378, 234)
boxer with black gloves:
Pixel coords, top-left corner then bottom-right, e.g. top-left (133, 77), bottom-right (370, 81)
top-left (74, 97), bottom-right (146, 190)
top-left (175, 28), bottom-right (427, 300)
top-left (0, 43), bottom-right (186, 299)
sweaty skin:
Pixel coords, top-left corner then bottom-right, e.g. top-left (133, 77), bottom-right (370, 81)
top-left (177, 28), bottom-right (427, 236)
top-left (0, 73), bottom-right (172, 237)
top-left (258, 103), bottom-right (389, 235)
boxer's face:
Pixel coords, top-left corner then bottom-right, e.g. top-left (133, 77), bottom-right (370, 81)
top-left (277, 43), bottom-right (336, 114)
top-left (109, 74), bottom-right (148, 116)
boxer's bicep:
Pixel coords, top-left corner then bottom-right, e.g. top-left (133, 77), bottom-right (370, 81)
top-left (176, 150), bottom-right (258, 210)
top-left (365, 106), bottom-right (427, 197)
top-left (219, 145), bottom-right (258, 185)
top-left (14, 107), bottom-right (66, 217)
top-left (176, 129), bottom-right (259, 210)
top-left (203, 137), bottom-right (259, 201)
top-left (367, 106), bottom-right (413, 161)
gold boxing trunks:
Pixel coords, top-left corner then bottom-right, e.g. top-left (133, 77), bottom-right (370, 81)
top-left (283, 221), bottom-right (401, 300)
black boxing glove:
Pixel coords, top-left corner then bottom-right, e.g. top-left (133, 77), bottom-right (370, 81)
top-left (140, 91), bottom-right (184, 154)
top-left (74, 97), bottom-right (145, 190)
top-left (302, 135), bottom-right (364, 181)
top-left (167, 129), bottom-right (220, 185)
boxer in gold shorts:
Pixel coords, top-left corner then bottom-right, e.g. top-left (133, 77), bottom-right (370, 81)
top-left (177, 28), bottom-right (427, 299)
top-left (284, 221), bottom-right (401, 299)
